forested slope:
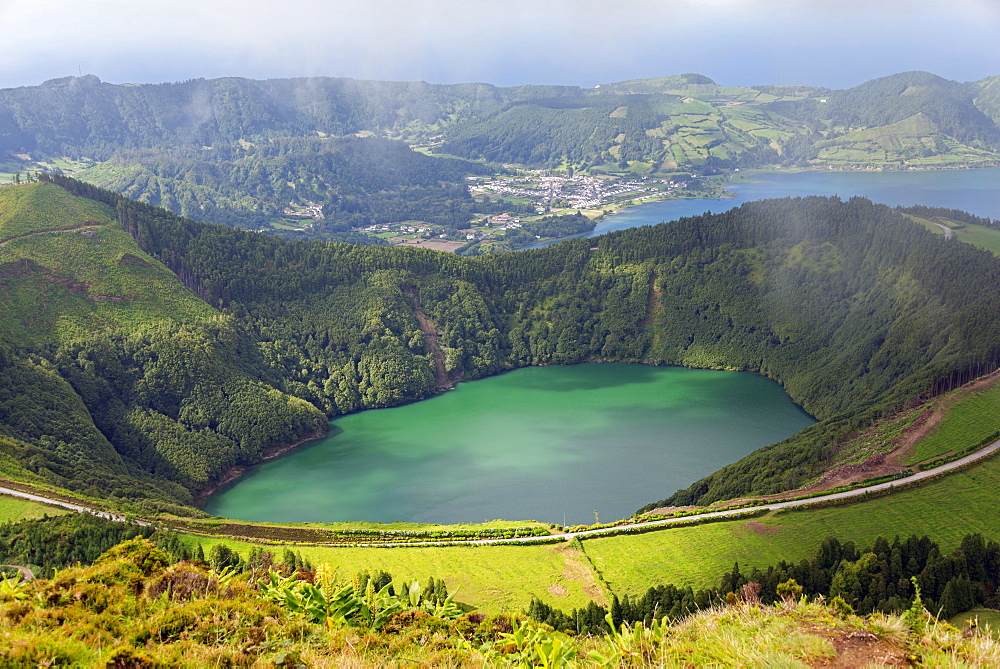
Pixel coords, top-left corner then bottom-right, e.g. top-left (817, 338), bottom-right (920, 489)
top-left (77, 136), bottom-right (491, 231)
top-left (0, 182), bottom-right (325, 509)
top-left (3, 71), bottom-right (1000, 238)
top-left (3, 176), bottom-right (996, 512)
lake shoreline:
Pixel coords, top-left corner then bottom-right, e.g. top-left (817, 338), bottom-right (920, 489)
top-left (203, 362), bottom-right (815, 525)
top-left (195, 426), bottom-right (329, 506)
top-left (526, 163), bottom-right (1000, 248)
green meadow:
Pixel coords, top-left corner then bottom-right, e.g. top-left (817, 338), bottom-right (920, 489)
top-left (0, 494), bottom-right (69, 523)
top-left (584, 452), bottom-right (1000, 596)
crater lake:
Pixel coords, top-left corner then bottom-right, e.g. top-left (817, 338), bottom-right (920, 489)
top-left (203, 364), bottom-right (815, 525)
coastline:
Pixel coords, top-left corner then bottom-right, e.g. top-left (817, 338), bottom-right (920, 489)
top-left (194, 426), bottom-right (328, 506)
top-left (514, 162), bottom-right (1000, 246)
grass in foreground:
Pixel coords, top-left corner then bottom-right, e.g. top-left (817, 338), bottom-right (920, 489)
top-left (181, 447), bottom-right (1000, 615)
top-left (2, 538), bottom-right (997, 667)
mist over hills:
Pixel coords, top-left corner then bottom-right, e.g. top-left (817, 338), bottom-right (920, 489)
top-left (2, 176), bottom-right (999, 513)
top-left (1, 70), bottom-right (999, 239)
top-left (2, 67), bottom-right (1000, 515)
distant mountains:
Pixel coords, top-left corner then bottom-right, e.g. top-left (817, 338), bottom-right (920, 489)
top-left (1, 71), bottom-right (999, 237)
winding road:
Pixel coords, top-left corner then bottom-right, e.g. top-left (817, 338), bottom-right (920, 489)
top-left (0, 486), bottom-right (139, 524)
top-left (932, 221), bottom-right (954, 240)
top-left (1, 439), bottom-right (997, 547)
top-left (351, 438), bottom-right (1000, 547)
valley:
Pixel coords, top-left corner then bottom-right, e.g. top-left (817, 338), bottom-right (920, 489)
top-left (4, 70), bottom-right (1000, 248)
top-left (2, 68), bottom-right (1000, 665)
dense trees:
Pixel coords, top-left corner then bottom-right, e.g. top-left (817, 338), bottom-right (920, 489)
top-left (81, 137), bottom-right (492, 233)
top-left (6, 177), bottom-right (1000, 509)
top-left (441, 95), bottom-right (664, 169)
top-left (5, 71), bottom-right (998, 243)
top-left (530, 533), bottom-right (1000, 635)
top-left (0, 513), bottom-right (186, 579)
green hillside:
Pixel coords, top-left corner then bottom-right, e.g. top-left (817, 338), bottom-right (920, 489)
top-left (75, 136), bottom-right (495, 236)
top-left (2, 71), bottom-right (999, 238)
top-left (2, 176), bottom-right (999, 516)
top-left (3, 177), bottom-right (1000, 667)
top-left (0, 181), bottom-right (325, 509)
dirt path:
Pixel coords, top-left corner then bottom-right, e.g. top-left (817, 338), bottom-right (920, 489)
top-left (638, 271), bottom-right (660, 327)
top-left (549, 542), bottom-right (607, 604)
top-left (407, 286), bottom-right (451, 390)
top-left (0, 221), bottom-right (100, 247)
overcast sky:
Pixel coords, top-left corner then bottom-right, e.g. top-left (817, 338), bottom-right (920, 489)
top-left (1, 0), bottom-right (998, 90)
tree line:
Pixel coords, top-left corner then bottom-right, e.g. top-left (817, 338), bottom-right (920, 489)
top-left (8, 176), bottom-right (1000, 511)
top-left (529, 533), bottom-right (1000, 635)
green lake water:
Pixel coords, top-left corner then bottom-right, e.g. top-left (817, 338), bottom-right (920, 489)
top-left (203, 364), bottom-right (815, 525)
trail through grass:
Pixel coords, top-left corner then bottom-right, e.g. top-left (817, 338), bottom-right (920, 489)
top-left (179, 534), bottom-right (596, 614)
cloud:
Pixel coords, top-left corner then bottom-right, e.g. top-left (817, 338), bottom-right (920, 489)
top-left (0, 0), bottom-right (997, 89)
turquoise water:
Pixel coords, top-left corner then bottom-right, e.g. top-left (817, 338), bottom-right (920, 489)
top-left (203, 364), bottom-right (815, 525)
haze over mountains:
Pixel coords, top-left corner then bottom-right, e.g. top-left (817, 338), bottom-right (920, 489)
top-left (1, 66), bottom-right (1000, 515)
top-left (2, 70), bottom-right (999, 240)
top-left (2, 175), bottom-right (999, 513)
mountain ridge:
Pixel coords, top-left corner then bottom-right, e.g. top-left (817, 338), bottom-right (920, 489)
top-left (2, 69), bottom-right (999, 239)
top-left (3, 177), bottom-right (999, 513)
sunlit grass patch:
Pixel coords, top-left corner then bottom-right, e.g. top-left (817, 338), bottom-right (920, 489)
top-left (585, 454), bottom-right (1000, 595)
top-left (907, 383), bottom-right (1000, 466)
top-left (0, 494), bottom-right (70, 523)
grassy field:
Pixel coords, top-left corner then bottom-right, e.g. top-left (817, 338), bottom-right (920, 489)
top-left (0, 182), bottom-right (111, 243)
top-left (178, 446), bottom-right (1000, 613)
top-left (176, 445), bottom-right (1000, 612)
top-left (180, 533), bottom-right (599, 614)
top-left (955, 223), bottom-right (1000, 255)
top-left (824, 404), bottom-right (929, 470)
top-left (901, 214), bottom-right (1000, 256)
top-left (0, 494), bottom-right (70, 522)
top-left (583, 452), bottom-right (1000, 597)
top-left (950, 609), bottom-right (1000, 638)
top-left (170, 374), bottom-right (1000, 611)
top-left (907, 382), bottom-right (1000, 466)
top-left (904, 213), bottom-right (949, 236)
top-left (0, 183), bottom-right (217, 347)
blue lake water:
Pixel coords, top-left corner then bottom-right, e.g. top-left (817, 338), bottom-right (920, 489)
top-left (534, 168), bottom-right (1000, 246)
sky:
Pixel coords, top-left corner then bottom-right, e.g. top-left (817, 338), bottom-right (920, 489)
top-left (1, 0), bottom-right (999, 91)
